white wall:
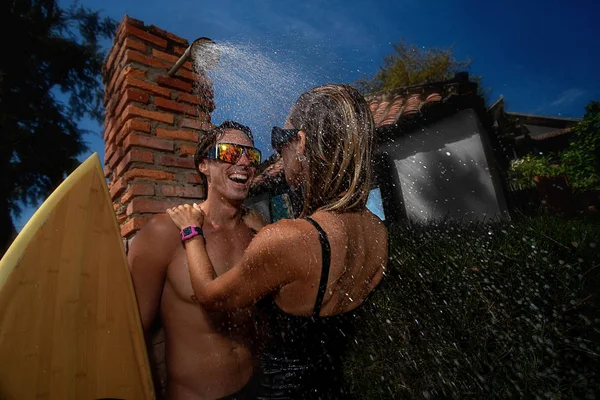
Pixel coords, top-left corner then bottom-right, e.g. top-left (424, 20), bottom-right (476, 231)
top-left (379, 109), bottom-right (507, 222)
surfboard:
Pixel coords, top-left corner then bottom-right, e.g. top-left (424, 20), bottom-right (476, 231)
top-left (0, 153), bottom-right (155, 399)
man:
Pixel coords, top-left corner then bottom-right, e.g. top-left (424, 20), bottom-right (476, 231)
top-left (128, 121), bottom-right (267, 399)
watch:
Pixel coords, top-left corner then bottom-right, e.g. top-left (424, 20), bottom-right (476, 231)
top-left (180, 225), bottom-right (203, 242)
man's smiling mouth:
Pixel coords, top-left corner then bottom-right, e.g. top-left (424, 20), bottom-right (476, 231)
top-left (228, 172), bottom-right (249, 184)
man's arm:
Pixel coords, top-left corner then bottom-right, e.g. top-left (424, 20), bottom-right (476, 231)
top-left (127, 214), bottom-right (179, 332)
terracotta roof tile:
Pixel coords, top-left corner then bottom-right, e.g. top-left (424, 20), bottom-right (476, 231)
top-left (530, 127), bottom-right (573, 141)
top-left (367, 89), bottom-right (447, 128)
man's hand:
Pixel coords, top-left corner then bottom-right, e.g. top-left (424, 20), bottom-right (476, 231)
top-left (166, 203), bottom-right (205, 230)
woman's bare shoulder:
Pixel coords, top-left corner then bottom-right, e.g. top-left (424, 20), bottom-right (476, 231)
top-left (251, 218), bottom-right (305, 249)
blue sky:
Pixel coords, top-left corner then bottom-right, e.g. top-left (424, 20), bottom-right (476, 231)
top-left (14, 0), bottom-right (600, 229)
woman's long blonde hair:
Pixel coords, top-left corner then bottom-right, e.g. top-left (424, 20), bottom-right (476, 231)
top-left (288, 84), bottom-right (375, 217)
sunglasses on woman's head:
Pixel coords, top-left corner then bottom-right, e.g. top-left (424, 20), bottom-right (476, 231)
top-left (206, 142), bottom-right (262, 167)
top-left (271, 126), bottom-right (300, 154)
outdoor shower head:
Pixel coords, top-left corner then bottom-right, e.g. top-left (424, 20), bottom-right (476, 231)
top-left (166, 37), bottom-right (220, 76)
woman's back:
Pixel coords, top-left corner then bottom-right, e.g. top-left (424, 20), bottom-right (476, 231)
top-left (272, 209), bottom-right (388, 317)
top-left (256, 209), bottom-right (388, 399)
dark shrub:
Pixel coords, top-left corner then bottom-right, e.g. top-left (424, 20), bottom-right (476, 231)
top-left (344, 215), bottom-right (600, 399)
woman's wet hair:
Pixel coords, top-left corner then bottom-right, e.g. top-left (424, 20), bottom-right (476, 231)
top-left (193, 121), bottom-right (255, 192)
top-left (287, 84), bottom-right (375, 217)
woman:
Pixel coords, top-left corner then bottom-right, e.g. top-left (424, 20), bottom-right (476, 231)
top-left (168, 84), bottom-right (388, 399)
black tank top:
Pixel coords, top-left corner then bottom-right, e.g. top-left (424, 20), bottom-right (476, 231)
top-left (255, 217), bottom-right (364, 399)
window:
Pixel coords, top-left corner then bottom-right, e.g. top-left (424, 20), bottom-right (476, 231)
top-left (270, 193), bottom-right (294, 222)
top-left (367, 187), bottom-right (386, 221)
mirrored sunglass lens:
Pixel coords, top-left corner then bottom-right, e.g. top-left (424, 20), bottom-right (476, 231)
top-left (246, 148), bottom-right (261, 165)
top-left (217, 144), bottom-right (242, 163)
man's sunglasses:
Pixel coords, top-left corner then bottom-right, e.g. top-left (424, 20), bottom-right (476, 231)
top-left (271, 126), bottom-right (300, 154)
top-left (206, 142), bottom-right (262, 167)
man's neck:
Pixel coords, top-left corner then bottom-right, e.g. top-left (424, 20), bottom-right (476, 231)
top-left (203, 192), bottom-right (244, 229)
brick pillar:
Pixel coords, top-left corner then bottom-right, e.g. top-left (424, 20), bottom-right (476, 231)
top-left (102, 15), bottom-right (215, 240)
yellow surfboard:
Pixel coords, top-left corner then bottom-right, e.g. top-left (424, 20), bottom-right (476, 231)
top-left (0, 153), bottom-right (155, 399)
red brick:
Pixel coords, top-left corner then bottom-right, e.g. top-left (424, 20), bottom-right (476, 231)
top-left (174, 46), bottom-right (187, 56)
top-left (121, 183), bottom-right (155, 204)
top-left (179, 118), bottom-right (212, 130)
top-left (123, 24), bottom-right (168, 48)
top-left (161, 185), bottom-right (204, 198)
top-left (106, 66), bottom-right (147, 104)
top-left (186, 174), bottom-right (202, 184)
top-left (116, 149), bottom-right (154, 176)
top-left (176, 69), bottom-right (209, 85)
top-left (122, 15), bottom-right (144, 29)
top-left (124, 49), bottom-right (170, 69)
top-left (124, 133), bottom-right (174, 152)
top-left (184, 94), bottom-right (214, 111)
top-left (148, 25), bottom-right (189, 45)
top-left (116, 119), bottom-right (151, 145)
top-left (113, 37), bottom-right (150, 73)
top-left (124, 168), bottom-right (174, 182)
top-left (123, 37), bottom-right (147, 53)
top-left (178, 144), bottom-right (197, 157)
top-left (116, 212), bottom-right (128, 225)
top-left (127, 198), bottom-right (181, 215)
top-left (107, 146), bottom-right (125, 170)
top-left (105, 142), bottom-right (116, 164)
top-left (104, 118), bottom-right (115, 141)
top-left (156, 128), bottom-right (199, 142)
top-left (121, 216), bottom-right (153, 238)
top-left (124, 76), bottom-right (171, 98)
top-left (179, 90), bottom-right (215, 111)
top-left (159, 155), bottom-right (195, 169)
top-left (155, 97), bottom-right (197, 116)
top-left (105, 120), bottom-right (121, 145)
top-left (105, 96), bottom-right (118, 119)
top-left (104, 166), bottom-right (112, 178)
top-left (107, 38), bottom-right (148, 75)
top-left (109, 177), bottom-right (127, 200)
top-left (151, 49), bottom-right (193, 71)
top-left (121, 105), bottom-right (174, 125)
top-left (103, 44), bottom-right (122, 82)
top-left (177, 92), bottom-right (203, 106)
top-left (115, 89), bottom-right (150, 117)
top-left (196, 86), bottom-right (215, 98)
top-left (155, 75), bottom-right (193, 93)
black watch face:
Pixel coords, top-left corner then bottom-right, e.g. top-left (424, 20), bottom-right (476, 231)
top-left (183, 227), bottom-right (193, 236)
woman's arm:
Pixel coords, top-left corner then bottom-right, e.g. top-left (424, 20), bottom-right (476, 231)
top-left (167, 204), bottom-right (299, 311)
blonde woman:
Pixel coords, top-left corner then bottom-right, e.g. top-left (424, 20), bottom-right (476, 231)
top-left (168, 84), bottom-right (388, 399)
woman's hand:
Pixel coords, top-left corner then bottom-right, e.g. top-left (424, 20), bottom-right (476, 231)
top-left (166, 203), bottom-right (205, 230)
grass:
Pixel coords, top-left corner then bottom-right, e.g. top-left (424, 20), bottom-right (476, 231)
top-left (343, 215), bottom-right (600, 399)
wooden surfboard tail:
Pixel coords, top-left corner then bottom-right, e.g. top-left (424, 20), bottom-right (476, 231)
top-left (0, 153), bottom-right (155, 399)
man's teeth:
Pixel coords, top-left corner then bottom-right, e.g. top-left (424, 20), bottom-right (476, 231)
top-left (229, 174), bottom-right (248, 183)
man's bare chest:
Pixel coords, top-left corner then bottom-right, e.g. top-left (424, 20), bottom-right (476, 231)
top-left (166, 228), bottom-right (254, 302)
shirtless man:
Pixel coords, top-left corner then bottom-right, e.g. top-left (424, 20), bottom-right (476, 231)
top-left (127, 121), bottom-right (267, 399)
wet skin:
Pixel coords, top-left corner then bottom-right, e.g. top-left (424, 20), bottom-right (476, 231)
top-left (169, 128), bottom-right (389, 318)
top-left (128, 130), bottom-right (266, 400)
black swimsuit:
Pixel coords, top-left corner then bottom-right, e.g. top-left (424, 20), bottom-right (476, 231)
top-left (255, 217), bottom-right (357, 400)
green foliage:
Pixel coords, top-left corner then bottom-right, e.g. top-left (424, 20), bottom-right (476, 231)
top-left (507, 101), bottom-right (600, 193)
top-left (0, 0), bottom-right (116, 246)
top-left (355, 39), bottom-right (481, 94)
top-left (507, 155), bottom-right (564, 190)
top-left (344, 216), bottom-right (600, 399)
top-left (560, 102), bottom-right (600, 191)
